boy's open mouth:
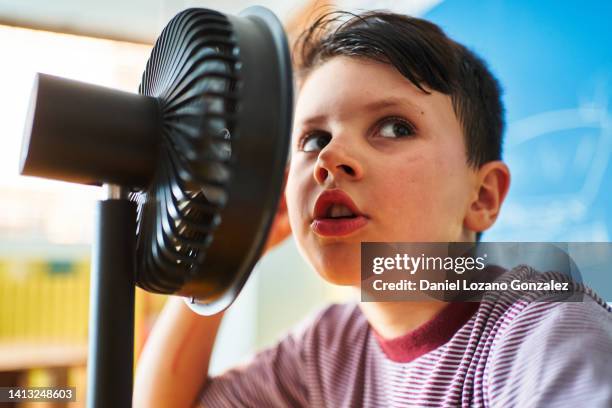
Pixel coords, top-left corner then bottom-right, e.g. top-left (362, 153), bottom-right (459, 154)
top-left (313, 189), bottom-right (364, 220)
top-left (325, 203), bottom-right (357, 219)
top-left (311, 189), bottom-right (368, 236)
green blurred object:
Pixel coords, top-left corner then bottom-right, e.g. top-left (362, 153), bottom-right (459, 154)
top-left (47, 260), bottom-right (74, 275)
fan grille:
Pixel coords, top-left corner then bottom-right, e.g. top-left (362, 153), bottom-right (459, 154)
top-left (133, 8), bottom-right (240, 293)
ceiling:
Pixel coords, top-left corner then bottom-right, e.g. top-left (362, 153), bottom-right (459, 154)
top-left (0, 0), bottom-right (440, 44)
top-left (0, 0), bottom-right (309, 44)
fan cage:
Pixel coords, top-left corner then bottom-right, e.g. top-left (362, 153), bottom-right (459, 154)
top-left (132, 8), bottom-right (241, 294)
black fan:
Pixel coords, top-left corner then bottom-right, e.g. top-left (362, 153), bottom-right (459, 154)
top-left (134, 7), bottom-right (292, 314)
top-left (19, 6), bottom-right (292, 407)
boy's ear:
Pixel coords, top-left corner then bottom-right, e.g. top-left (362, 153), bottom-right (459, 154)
top-left (464, 161), bottom-right (510, 234)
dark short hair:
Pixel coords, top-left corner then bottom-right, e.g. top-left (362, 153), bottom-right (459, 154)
top-left (293, 10), bottom-right (505, 169)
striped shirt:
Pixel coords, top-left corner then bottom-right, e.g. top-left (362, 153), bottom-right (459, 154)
top-left (198, 266), bottom-right (612, 407)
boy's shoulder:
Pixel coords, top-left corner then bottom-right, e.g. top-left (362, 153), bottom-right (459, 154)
top-left (481, 271), bottom-right (612, 407)
top-left (488, 294), bottom-right (612, 352)
top-left (477, 265), bottom-right (611, 341)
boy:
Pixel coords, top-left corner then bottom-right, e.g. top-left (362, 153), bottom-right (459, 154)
top-left (133, 11), bottom-right (612, 407)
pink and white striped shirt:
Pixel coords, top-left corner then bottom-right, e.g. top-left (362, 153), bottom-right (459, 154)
top-left (198, 267), bottom-right (612, 407)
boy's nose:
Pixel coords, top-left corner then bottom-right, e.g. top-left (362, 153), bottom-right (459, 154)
top-left (313, 142), bottom-right (363, 185)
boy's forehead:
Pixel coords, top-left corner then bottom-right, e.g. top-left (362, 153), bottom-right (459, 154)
top-left (293, 56), bottom-right (443, 127)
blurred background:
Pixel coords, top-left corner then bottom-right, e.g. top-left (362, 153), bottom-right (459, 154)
top-left (0, 0), bottom-right (609, 406)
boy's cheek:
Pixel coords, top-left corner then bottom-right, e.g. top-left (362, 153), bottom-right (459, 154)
top-left (287, 203), bottom-right (302, 238)
top-left (286, 164), bottom-right (313, 203)
top-left (284, 182), bottom-right (308, 232)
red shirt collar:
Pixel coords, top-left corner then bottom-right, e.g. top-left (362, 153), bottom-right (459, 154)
top-left (371, 302), bottom-right (479, 363)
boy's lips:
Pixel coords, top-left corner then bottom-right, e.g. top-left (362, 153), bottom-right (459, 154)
top-left (311, 189), bottom-right (368, 237)
top-left (311, 217), bottom-right (369, 237)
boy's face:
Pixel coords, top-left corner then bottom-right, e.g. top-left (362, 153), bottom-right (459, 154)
top-left (286, 56), bottom-right (479, 286)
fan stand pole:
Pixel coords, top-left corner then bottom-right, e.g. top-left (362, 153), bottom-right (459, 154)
top-left (86, 185), bottom-right (136, 408)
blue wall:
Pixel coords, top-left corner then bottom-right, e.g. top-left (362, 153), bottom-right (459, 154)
top-left (425, 0), bottom-right (612, 241)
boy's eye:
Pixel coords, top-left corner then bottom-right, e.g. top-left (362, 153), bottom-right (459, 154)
top-left (378, 118), bottom-right (415, 138)
top-left (301, 132), bottom-right (331, 152)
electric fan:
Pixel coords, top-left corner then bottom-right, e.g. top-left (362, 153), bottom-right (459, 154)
top-left (19, 6), bottom-right (292, 408)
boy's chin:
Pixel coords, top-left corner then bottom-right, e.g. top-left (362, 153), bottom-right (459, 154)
top-left (302, 239), bottom-right (363, 286)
